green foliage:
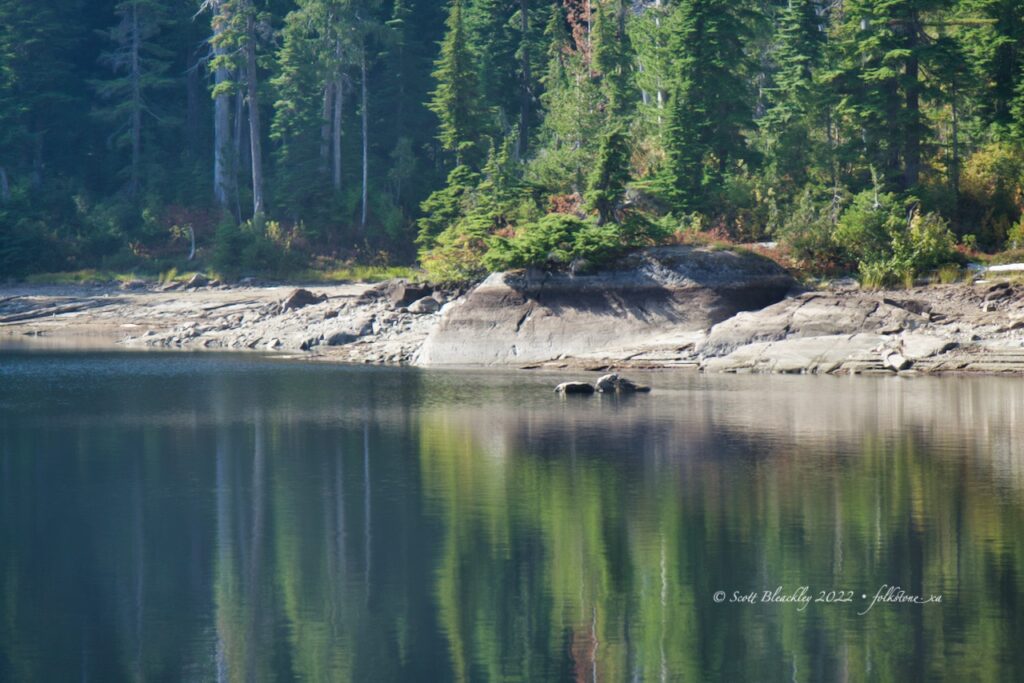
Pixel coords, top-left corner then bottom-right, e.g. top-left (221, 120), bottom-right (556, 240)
top-left (835, 190), bottom-right (957, 287)
top-left (212, 218), bottom-right (300, 279)
top-left (584, 125), bottom-right (632, 225)
top-left (773, 186), bottom-right (845, 272)
top-left (429, 0), bottom-right (487, 164)
top-left (834, 190), bottom-right (908, 266)
top-left (958, 141), bottom-right (1024, 248)
top-left (527, 1), bottom-right (603, 194)
top-left (7, 0), bottom-right (1024, 283)
top-left (660, 0), bottom-right (754, 213)
top-left (417, 164), bottom-right (480, 249)
top-left (483, 214), bottom-right (596, 271)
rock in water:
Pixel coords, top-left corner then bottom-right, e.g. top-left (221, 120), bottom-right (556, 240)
top-left (617, 378), bottom-right (652, 394)
top-left (595, 373), bottom-right (620, 393)
top-left (555, 382), bottom-right (595, 395)
top-left (408, 296), bottom-right (441, 314)
top-left (281, 288), bottom-right (327, 312)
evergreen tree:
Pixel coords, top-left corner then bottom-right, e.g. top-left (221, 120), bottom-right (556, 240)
top-left (585, 124), bottom-right (631, 224)
top-left (958, 0), bottom-right (1024, 138)
top-left (94, 0), bottom-right (174, 197)
top-left (662, 0), bottom-right (755, 212)
top-left (204, 0), bottom-right (269, 218)
top-left (829, 0), bottom-right (957, 191)
top-left (429, 0), bottom-right (488, 165)
top-left (529, 0), bottom-right (603, 192)
top-left (592, 0), bottom-right (634, 120)
top-left (0, 0), bottom-right (81, 194)
top-left (758, 0), bottom-right (827, 190)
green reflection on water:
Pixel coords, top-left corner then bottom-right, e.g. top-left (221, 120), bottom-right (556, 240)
top-left (0, 354), bottom-right (1022, 682)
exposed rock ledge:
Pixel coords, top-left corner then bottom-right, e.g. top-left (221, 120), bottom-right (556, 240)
top-left (4, 248), bottom-right (1024, 375)
top-left (416, 246), bottom-right (797, 365)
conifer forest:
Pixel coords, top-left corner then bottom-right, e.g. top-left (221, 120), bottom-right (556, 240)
top-left (3, 1), bottom-right (1024, 284)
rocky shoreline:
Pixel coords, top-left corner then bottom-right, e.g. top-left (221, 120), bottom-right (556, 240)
top-left (3, 246), bottom-right (1024, 375)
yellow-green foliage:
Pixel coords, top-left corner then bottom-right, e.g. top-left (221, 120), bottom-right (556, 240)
top-left (959, 142), bottom-right (1024, 248)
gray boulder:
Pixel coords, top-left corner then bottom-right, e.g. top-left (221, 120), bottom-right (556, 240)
top-left (326, 315), bottom-right (375, 346)
top-left (281, 288), bottom-right (327, 312)
top-left (616, 378), bottom-right (651, 394)
top-left (408, 296), bottom-right (441, 314)
top-left (555, 381), bottom-right (596, 395)
top-left (185, 273), bottom-right (211, 289)
top-left (595, 373), bottom-right (619, 393)
top-left (387, 280), bottom-right (434, 308)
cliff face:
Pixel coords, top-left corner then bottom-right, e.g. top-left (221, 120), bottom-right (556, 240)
top-left (415, 246), bottom-right (798, 366)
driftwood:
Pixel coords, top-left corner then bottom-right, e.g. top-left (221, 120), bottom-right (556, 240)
top-left (0, 301), bottom-right (112, 324)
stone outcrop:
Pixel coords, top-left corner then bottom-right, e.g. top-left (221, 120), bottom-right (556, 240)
top-left (416, 246), bottom-right (797, 366)
top-left (281, 288), bottom-right (327, 312)
top-left (696, 283), bottom-right (1024, 375)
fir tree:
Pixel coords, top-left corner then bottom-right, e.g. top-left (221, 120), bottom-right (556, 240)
top-left (592, 0), bottom-right (634, 120)
top-left (585, 124), bottom-right (631, 224)
top-left (662, 0), bottom-right (755, 212)
top-left (94, 0), bottom-right (174, 197)
top-left (429, 0), bottom-right (487, 165)
top-left (758, 0), bottom-right (827, 189)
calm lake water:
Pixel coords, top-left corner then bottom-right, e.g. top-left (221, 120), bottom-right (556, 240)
top-left (1, 352), bottom-right (1023, 682)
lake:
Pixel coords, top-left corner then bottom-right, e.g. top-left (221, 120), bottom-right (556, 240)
top-left (1, 352), bottom-right (1023, 681)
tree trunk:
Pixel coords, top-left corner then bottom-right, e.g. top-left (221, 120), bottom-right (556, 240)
top-left (320, 82), bottom-right (333, 171)
top-left (233, 87), bottom-right (245, 220)
top-left (360, 48), bottom-right (369, 230)
top-left (333, 76), bottom-right (344, 192)
top-left (951, 93), bottom-right (960, 195)
top-left (245, 12), bottom-right (265, 219)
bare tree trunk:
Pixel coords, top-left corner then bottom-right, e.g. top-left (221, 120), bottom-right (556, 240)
top-left (333, 76), bottom-right (343, 192)
top-left (320, 82), bottom-right (333, 171)
top-left (233, 87), bottom-right (245, 220)
top-left (360, 48), bottom-right (369, 230)
top-left (245, 12), bottom-right (265, 219)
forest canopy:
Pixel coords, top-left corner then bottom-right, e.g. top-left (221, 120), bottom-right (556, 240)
top-left (3, 0), bottom-right (1024, 284)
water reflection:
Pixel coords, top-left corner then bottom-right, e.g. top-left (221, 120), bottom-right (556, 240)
top-left (0, 354), bottom-right (1022, 681)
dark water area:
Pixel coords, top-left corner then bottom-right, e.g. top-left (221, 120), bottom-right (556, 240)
top-left (1, 352), bottom-right (1023, 682)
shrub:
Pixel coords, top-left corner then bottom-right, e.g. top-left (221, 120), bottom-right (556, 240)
top-left (482, 214), bottom-right (594, 271)
top-left (833, 190), bottom-right (905, 266)
top-left (958, 142), bottom-right (1024, 249)
top-left (772, 186), bottom-right (845, 273)
top-left (212, 218), bottom-right (300, 279)
top-left (420, 217), bottom-right (491, 284)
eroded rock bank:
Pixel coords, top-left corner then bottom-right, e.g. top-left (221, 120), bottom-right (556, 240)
top-left (416, 246), bottom-right (797, 366)
top-left (4, 247), bottom-right (1024, 375)
top-left (697, 282), bottom-right (1024, 375)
